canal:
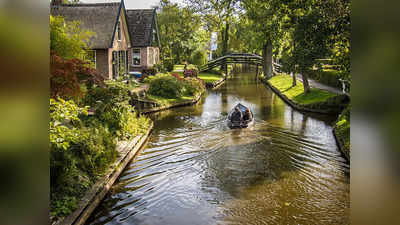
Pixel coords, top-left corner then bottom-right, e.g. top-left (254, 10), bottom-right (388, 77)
top-left (87, 72), bottom-right (350, 225)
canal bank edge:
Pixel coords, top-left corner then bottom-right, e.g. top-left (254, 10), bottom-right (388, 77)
top-left (52, 122), bottom-right (154, 225)
top-left (207, 77), bottom-right (226, 89)
top-left (141, 92), bottom-right (203, 114)
top-left (259, 77), bottom-right (350, 161)
top-left (259, 77), bottom-right (348, 114)
top-left (140, 77), bottom-right (227, 114)
top-left (333, 128), bottom-right (350, 161)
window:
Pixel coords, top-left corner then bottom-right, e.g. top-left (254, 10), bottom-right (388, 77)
top-left (85, 50), bottom-right (96, 69)
top-left (119, 50), bottom-right (126, 75)
top-left (132, 49), bottom-right (141, 66)
top-left (117, 21), bottom-right (121, 41)
top-left (153, 29), bottom-right (157, 43)
top-left (154, 48), bottom-right (159, 64)
top-left (149, 48), bottom-right (154, 65)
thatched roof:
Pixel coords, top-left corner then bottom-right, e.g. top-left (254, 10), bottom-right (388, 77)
top-left (126, 9), bottom-right (159, 47)
top-left (50, 2), bottom-right (123, 49)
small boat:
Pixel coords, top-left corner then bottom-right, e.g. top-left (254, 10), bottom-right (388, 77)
top-left (227, 103), bottom-right (254, 128)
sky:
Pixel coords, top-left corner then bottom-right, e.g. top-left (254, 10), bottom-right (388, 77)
top-left (81, 0), bottom-right (184, 9)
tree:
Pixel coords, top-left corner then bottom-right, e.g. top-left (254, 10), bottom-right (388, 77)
top-left (50, 15), bottom-right (93, 60)
top-left (186, 0), bottom-right (241, 56)
top-left (157, 0), bottom-right (209, 64)
top-left (50, 15), bottom-right (103, 99)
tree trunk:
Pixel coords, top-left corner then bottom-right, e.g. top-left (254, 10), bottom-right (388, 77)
top-left (222, 22), bottom-right (230, 56)
top-left (301, 72), bottom-right (311, 93)
top-left (262, 38), bottom-right (273, 79)
top-left (291, 72), bottom-right (296, 86)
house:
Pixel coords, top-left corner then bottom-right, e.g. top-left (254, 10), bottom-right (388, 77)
top-left (51, 0), bottom-right (131, 80)
top-left (126, 9), bottom-right (161, 72)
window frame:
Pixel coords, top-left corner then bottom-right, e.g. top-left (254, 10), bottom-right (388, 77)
top-left (132, 48), bottom-right (141, 66)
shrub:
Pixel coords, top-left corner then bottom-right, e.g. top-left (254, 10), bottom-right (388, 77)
top-left (50, 51), bottom-right (105, 99)
top-left (183, 77), bottom-right (205, 96)
top-left (154, 63), bottom-right (166, 73)
top-left (50, 98), bottom-right (117, 218)
top-left (148, 74), bottom-right (184, 98)
top-left (142, 67), bottom-right (157, 76)
top-left (190, 49), bottom-right (208, 67)
top-left (183, 65), bottom-right (199, 78)
top-left (162, 57), bottom-right (174, 72)
top-left (83, 82), bottom-right (149, 139)
top-left (309, 69), bottom-right (342, 89)
top-left (170, 73), bottom-right (185, 81)
top-left (184, 69), bottom-right (198, 78)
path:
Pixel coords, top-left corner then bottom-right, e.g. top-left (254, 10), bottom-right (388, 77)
top-left (297, 74), bottom-right (348, 96)
top-left (131, 84), bottom-right (149, 93)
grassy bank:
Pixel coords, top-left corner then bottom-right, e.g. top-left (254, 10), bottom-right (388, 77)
top-left (147, 94), bottom-right (198, 106)
top-left (334, 105), bottom-right (350, 159)
top-left (171, 64), bottom-right (225, 85)
top-left (143, 73), bottom-right (205, 107)
top-left (268, 74), bottom-right (338, 105)
top-left (172, 71), bottom-right (224, 84)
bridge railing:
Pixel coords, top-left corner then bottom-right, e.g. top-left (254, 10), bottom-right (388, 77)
top-left (200, 53), bottom-right (263, 72)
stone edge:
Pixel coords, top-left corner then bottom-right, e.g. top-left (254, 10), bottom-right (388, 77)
top-left (53, 122), bottom-right (154, 225)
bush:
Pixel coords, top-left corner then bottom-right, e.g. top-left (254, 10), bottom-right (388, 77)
top-left (50, 98), bottom-right (117, 218)
top-left (309, 69), bottom-right (342, 89)
top-left (183, 65), bottom-right (199, 78)
top-left (334, 104), bottom-right (350, 156)
top-left (148, 74), bottom-right (184, 98)
top-left (83, 82), bottom-right (150, 139)
top-left (154, 63), bottom-right (166, 73)
top-left (142, 67), bottom-right (157, 76)
top-left (162, 58), bottom-right (174, 72)
top-left (184, 69), bottom-right (198, 78)
top-left (170, 73), bottom-right (185, 81)
top-left (183, 77), bottom-right (205, 96)
top-left (190, 49), bottom-right (208, 67)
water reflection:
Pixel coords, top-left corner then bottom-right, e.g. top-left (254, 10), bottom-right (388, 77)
top-left (87, 73), bottom-right (349, 225)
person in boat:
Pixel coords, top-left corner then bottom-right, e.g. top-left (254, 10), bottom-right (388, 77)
top-left (231, 106), bottom-right (243, 122)
top-left (243, 108), bottom-right (251, 121)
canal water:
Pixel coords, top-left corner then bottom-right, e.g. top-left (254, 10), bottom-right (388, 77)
top-left (87, 73), bottom-right (350, 225)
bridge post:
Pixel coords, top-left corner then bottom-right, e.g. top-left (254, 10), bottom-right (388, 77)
top-left (225, 60), bottom-right (228, 77)
top-left (256, 65), bottom-right (259, 79)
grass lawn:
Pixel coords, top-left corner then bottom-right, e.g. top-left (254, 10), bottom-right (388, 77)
top-left (173, 64), bottom-right (185, 71)
top-left (147, 94), bottom-right (196, 106)
top-left (171, 71), bottom-right (223, 84)
top-left (268, 74), bottom-right (338, 105)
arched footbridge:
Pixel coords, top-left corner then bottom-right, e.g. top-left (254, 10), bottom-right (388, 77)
top-left (199, 53), bottom-right (282, 73)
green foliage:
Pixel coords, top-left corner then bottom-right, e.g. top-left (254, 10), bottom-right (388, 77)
top-left (83, 82), bottom-right (150, 140)
top-left (162, 57), bottom-right (175, 72)
top-left (157, 0), bottom-right (210, 63)
top-left (198, 72), bottom-right (223, 84)
top-left (335, 105), bottom-right (351, 154)
top-left (183, 77), bottom-right (205, 96)
top-left (309, 69), bottom-right (342, 89)
top-left (154, 63), bottom-right (167, 73)
top-left (50, 82), bottom-right (150, 219)
top-left (148, 74), bottom-right (184, 98)
top-left (50, 15), bottom-right (94, 60)
top-left (268, 74), bottom-right (338, 105)
top-left (190, 49), bottom-right (208, 67)
top-left (50, 98), bottom-right (117, 218)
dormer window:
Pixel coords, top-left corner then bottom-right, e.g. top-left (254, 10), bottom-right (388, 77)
top-left (117, 21), bottom-right (121, 41)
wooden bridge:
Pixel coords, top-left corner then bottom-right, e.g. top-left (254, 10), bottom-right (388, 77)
top-left (199, 53), bottom-right (282, 74)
